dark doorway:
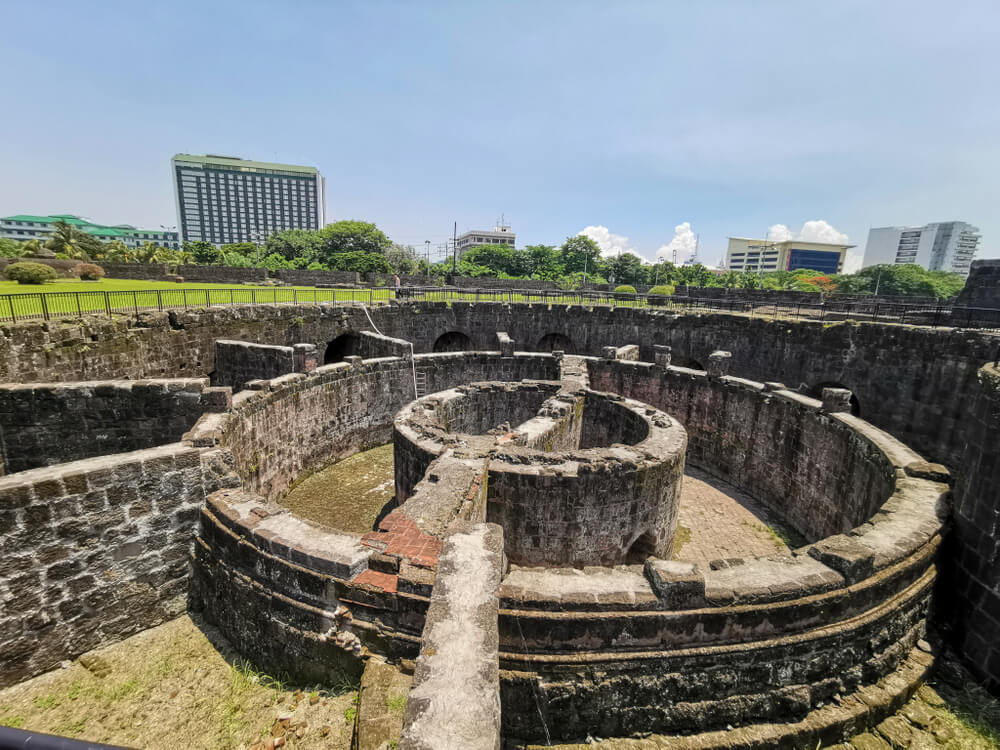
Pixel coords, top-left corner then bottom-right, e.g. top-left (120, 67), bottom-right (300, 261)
top-left (673, 358), bottom-right (705, 371)
top-left (324, 333), bottom-right (362, 364)
top-left (433, 331), bottom-right (473, 352)
top-left (537, 333), bottom-right (575, 353)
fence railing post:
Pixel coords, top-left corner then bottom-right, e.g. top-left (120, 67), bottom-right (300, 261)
top-left (183, 289), bottom-right (188, 309)
top-left (76, 293), bottom-right (82, 318)
top-left (40, 293), bottom-right (49, 321)
top-left (104, 291), bottom-right (111, 318)
top-left (7, 296), bottom-right (15, 323)
top-left (132, 290), bottom-right (139, 316)
top-left (157, 290), bottom-right (163, 312)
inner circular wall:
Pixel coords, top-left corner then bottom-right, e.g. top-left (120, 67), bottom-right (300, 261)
top-left (393, 382), bottom-right (689, 567)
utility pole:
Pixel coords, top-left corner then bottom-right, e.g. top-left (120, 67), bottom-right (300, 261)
top-left (425, 240), bottom-right (430, 269)
top-left (452, 221), bottom-right (457, 273)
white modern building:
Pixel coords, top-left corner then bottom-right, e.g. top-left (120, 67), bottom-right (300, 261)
top-left (863, 222), bottom-right (980, 276)
top-left (172, 154), bottom-right (326, 246)
top-left (455, 223), bottom-right (516, 256)
top-left (0, 214), bottom-right (180, 249)
top-left (725, 237), bottom-right (853, 275)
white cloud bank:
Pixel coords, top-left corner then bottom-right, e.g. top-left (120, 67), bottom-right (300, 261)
top-left (656, 222), bottom-right (698, 264)
top-left (767, 219), bottom-right (849, 245)
top-left (578, 225), bottom-right (641, 258)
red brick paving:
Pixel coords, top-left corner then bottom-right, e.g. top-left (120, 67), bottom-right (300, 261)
top-left (353, 510), bottom-right (444, 591)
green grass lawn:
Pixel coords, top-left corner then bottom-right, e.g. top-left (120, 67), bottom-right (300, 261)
top-left (0, 277), bottom-right (678, 321)
top-left (0, 278), bottom-right (397, 320)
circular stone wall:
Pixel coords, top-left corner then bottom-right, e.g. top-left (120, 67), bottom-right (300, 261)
top-left (393, 381), bottom-right (688, 566)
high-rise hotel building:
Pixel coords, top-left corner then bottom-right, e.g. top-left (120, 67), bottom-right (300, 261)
top-left (171, 154), bottom-right (325, 246)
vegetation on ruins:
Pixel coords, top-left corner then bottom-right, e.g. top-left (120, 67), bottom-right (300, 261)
top-left (5, 261), bottom-right (58, 284)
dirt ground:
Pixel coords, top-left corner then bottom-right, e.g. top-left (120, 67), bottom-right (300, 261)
top-left (0, 615), bottom-right (358, 750)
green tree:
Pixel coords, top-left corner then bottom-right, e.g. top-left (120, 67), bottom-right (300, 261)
top-left (521, 245), bottom-right (563, 280)
top-left (45, 220), bottom-right (102, 260)
top-left (386, 243), bottom-right (419, 275)
top-left (317, 220), bottom-right (391, 267)
top-left (263, 229), bottom-right (323, 263)
top-left (260, 252), bottom-right (292, 271)
top-left (0, 238), bottom-right (22, 258)
top-left (833, 264), bottom-right (963, 298)
top-left (96, 240), bottom-right (133, 262)
top-left (559, 235), bottom-right (603, 276)
top-left (327, 250), bottom-right (393, 273)
top-left (184, 240), bottom-right (222, 265)
top-left (605, 253), bottom-right (648, 287)
top-left (461, 244), bottom-right (521, 277)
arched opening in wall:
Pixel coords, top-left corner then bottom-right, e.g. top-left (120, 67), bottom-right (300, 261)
top-left (625, 530), bottom-right (659, 564)
top-left (673, 357), bottom-right (705, 371)
top-left (811, 381), bottom-right (861, 416)
top-left (432, 331), bottom-right (473, 352)
top-left (324, 333), bottom-right (362, 364)
top-left (537, 333), bottom-right (575, 354)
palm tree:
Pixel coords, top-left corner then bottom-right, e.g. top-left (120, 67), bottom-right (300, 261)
top-left (45, 220), bottom-right (101, 260)
top-left (99, 240), bottom-right (133, 262)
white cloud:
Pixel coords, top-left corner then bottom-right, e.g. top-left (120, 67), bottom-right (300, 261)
top-left (656, 222), bottom-right (698, 264)
top-left (578, 225), bottom-right (641, 258)
top-left (767, 219), bottom-right (849, 245)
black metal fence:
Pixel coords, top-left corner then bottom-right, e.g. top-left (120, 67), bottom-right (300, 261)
top-left (1, 285), bottom-right (998, 331)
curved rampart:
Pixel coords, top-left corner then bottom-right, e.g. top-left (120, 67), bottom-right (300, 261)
top-left (189, 352), bottom-right (558, 679)
top-left (495, 357), bottom-right (948, 741)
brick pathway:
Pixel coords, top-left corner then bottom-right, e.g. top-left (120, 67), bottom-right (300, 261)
top-left (674, 466), bottom-right (805, 564)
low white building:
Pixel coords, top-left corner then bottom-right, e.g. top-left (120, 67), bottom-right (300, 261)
top-left (0, 214), bottom-right (180, 249)
top-left (863, 222), bottom-right (980, 276)
top-left (455, 224), bottom-right (516, 256)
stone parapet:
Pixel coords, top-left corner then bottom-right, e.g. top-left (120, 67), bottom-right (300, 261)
top-left (400, 522), bottom-right (504, 750)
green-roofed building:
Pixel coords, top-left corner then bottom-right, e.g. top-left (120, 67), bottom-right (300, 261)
top-left (0, 214), bottom-right (180, 249)
top-left (171, 153), bottom-right (326, 246)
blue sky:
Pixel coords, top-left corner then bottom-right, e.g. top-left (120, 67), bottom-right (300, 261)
top-left (1, 0), bottom-right (997, 269)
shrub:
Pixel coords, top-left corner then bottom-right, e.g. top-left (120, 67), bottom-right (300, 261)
top-left (5, 261), bottom-right (58, 284)
top-left (614, 284), bottom-right (637, 294)
top-left (648, 284), bottom-right (676, 296)
top-left (74, 263), bottom-right (105, 280)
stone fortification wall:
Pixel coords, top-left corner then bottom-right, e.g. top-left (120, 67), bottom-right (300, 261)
top-left (176, 264), bottom-right (267, 284)
top-left (955, 259), bottom-right (1000, 309)
top-left (445, 276), bottom-right (559, 290)
top-left (0, 378), bottom-right (228, 474)
top-left (0, 441), bottom-right (228, 688)
top-left (97, 262), bottom-right (169, 281)
top-left (213, 340), bottom-right (317, 391)
top-left (0, 301), bottom-right (993, 470)
top-left (588, 359), bottom-right (896, 540)
top-left (950, 363), bottom-right (1000, 692)
top-left (271, 268), bottom-right (360, 286)
top-left (356, 331), bottom-right (412, 360)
